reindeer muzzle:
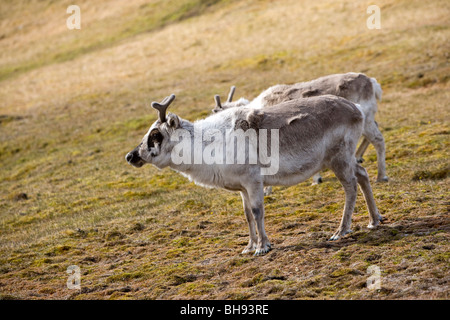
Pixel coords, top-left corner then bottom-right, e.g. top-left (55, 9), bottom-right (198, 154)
top-left (126, 146), bottom-right (144, 168)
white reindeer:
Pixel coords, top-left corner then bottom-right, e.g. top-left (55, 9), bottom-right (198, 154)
top-left (126, 94), bottom-right (383, 255)
top-left (213, 73), bottom-right (387, 192)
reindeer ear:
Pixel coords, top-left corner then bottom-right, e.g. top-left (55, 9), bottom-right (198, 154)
top-left (234, 110), bottom-right (263, 131)
top-left (166, 113), bottom-right (180, 128)
top-left (234, 119), bottom-right (250, 131)
top-left (247, 109), bottom-right (264, 129)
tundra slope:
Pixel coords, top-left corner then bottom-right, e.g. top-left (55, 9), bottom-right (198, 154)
top-left (126, 94), bottom-right (383, 255)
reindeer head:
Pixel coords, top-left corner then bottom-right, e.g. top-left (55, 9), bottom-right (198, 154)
top-left (211, 86), bottom-right (249, 113)
top-left (126, 94), bottom-right (182, 169)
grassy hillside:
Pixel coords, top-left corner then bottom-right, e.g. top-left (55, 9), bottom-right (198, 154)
top-left (0, 0), bottom-right (449, 299)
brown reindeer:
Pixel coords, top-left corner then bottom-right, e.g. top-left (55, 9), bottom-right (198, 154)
top-left (213, 73), bottom-right (387, 192)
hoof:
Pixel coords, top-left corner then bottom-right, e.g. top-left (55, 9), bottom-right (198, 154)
top-left (253, 243), bottom-right (271, 256)
top-left (312, 177), bottom-right (323, 185)
top-left (367, 221), bottom-right (379, 229)
top-left (329, 234), bottom-right (340, 241)
top-left (368, 214), bottom-right (384, 229)
top-left (357, 157), bottom-right (364, 163)
top-left (376, 176), bottom-right (389, 182)
top-left (329, 229), bottom-right (352, 241)
top-left (241, 242), bottom-right (257, 254)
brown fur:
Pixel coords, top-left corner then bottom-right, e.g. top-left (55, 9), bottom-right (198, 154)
top-left (216, 73), bottom-right (387, 183)
top-left (263, 73), bottom-right (375, 106)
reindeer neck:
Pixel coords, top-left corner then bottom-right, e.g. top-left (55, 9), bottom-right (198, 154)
top-left (167, 114), bottom-right (232, 186)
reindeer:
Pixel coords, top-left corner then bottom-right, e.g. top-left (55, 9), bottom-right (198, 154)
top-left (213, 73), bottom-right (387, 191)
top-left (126, 94), bottom-right (383, 255)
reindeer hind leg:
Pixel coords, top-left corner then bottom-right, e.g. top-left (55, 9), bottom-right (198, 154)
top-left (354, 163), bottom-right (383, 228)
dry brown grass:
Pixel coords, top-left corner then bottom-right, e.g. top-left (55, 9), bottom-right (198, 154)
top-left (0, 0), bottom-right (449, 300)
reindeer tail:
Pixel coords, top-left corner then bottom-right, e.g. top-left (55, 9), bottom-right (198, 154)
top-left (370, 77), bottom-right (383, 102)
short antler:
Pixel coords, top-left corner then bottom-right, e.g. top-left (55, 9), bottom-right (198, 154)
top-left (227, 86), bottom-right (236, 103)
top-left (214, 95), bottom-right (222, 109)
top-left (151, 94), bottom-right (176, 123)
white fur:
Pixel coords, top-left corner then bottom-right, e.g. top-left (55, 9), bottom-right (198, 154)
top-left (127, 95), bottom-right (382, 256)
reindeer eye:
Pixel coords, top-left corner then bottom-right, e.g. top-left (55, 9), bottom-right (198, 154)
top-left (148, 129), bottom-right (163, 150)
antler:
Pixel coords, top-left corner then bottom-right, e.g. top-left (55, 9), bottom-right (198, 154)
top-left (151, 94), bottom-right (176, 123)
top-left (214, 95), bottom-right (222, 109)
top-left (227, 86), bottom-right (236, 103)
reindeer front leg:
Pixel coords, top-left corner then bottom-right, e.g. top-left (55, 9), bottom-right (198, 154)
top-left (242, 183), bottom-right (271, 255)
top-left (240, 190), bottom-right (258, 254)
